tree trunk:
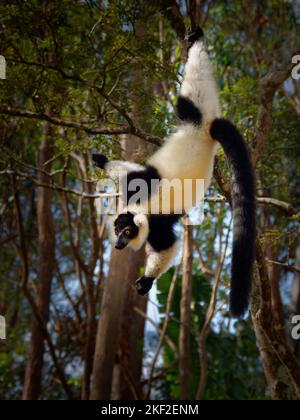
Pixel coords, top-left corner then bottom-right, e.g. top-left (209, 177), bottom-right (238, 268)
top-left (179, 223), bottom-right (193, 400)
top-left (111, 248), bottom-right (146, 400)
top-left (91, 130), bottom-right (148, 401)
top-left (23, 123), bottom-right (56, 400)
top-left (251, 240), bottom-right (300, 400)
top-left (261, 206), bottom-right (285, 340)
top-left (290, 227), bottom-right (300, 355)
top-left (110, 22), bottom-right (157, 400)
top-left (90, 247), bottom-right (144, 400)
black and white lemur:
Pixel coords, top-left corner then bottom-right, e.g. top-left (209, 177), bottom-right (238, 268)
top-left (93, 27), bottom-right (256, 317)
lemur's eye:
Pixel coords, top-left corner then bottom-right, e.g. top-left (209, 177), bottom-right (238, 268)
top-left (124, 229), bottom-right (131, 236)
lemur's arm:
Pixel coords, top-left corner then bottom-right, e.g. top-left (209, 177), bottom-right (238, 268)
top-left (93, 153), bottom-right (144, 181)
top-left (135, 241), bottom-right (179, 295)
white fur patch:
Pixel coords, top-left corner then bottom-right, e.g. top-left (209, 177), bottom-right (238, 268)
top-left (106, 214), bottom-right (118, 246)
top-left (129, 213), bottom-right (149, 251)
top-left (145, 241), bottom-right (179, 279)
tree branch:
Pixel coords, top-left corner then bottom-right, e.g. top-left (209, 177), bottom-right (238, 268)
top-left (252, 58), bottom-right (296, 165)
top-left (0, 106), bottom-right (131, 135)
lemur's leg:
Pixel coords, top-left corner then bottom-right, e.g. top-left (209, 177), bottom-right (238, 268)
top-left (176, 27), bottom-right (220, 124)
top-left (93, 153), bottom-right (161, 209)
top-left (135, 215), bottom-right (180, 295)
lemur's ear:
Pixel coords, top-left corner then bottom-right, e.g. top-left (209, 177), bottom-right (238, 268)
top-left (133, 213), bottom-right (148, 227)
top-left (129, 213), bottom-right (149, 251)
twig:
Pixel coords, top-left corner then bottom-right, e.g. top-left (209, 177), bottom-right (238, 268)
top-left (0, 106), bottom-right (130, 136)
top-left (0, 169), bottom-right (120, 199)
top-left (205, 194), bottom-right (297, 216)
top-left (134, 307), bottom-right (178, 356)
top-left (266, 259), bottom-right (300, 275)
top-left (145, 265), bottom-right (180, 399)
top-left (196, 219), bottom-right (232, 400)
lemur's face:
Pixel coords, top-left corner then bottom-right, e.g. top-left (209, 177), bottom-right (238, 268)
top-left (114, 212), bottom-right (139, 250)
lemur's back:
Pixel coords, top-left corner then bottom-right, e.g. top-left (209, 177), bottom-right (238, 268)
top-left (147, 124), bottom-right (218, 189)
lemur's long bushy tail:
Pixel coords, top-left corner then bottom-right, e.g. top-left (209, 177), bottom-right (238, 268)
top-left (210, 118), bottom-right (256, 317)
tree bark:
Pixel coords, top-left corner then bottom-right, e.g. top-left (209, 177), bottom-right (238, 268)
top-left (251, 240), bottom-right (300, 400)
top-left (179, 223), bottom-right (193, 400)
top-left (23, 122), bottom-right (56, 400)
top-left (111, 248), bottom-right (146, 400)
top-left (80, 154), bottom-right (100, 401)
top-left (261, 206), bottom-right (285, 340)
top-left (290, 226), bottom-right (300, 356)
top-left (110, 22), bottom-right (157, 399)
top-left (90, 247), bottom-right (144, 400)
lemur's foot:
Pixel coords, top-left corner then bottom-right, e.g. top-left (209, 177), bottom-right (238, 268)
top-left (135, 276), bottom-right (154, 296)
top-left (185, 26), bottom-right (204, 45)
top-left (92, 153), bottom-right (108, 169)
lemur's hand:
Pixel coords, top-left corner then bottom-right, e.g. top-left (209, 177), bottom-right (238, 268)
top-left (92, 153), bottom-right (108, 169)
top-left (135, 276), bottom-right (154, 296)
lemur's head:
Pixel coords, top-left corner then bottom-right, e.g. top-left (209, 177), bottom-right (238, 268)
top-left (114, 211), bottom-right (149, 251)
top-left (114, 212), bottom-right (138, 250)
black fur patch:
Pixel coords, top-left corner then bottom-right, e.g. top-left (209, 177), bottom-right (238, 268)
top-left (135, 276), bottom-right (154, 296)
top-left (148, 214), bottom-right (181, 252)
top-left (185, 26), bottom-right (204, 45)
top-left (124, 165), bottom-right (162, 205)
top-left (176, 96), bottom-right (202, 126)
top-left (210, 118), bottom-right (256, 317)
top-left (92, 153), bottom-right (108, 169)
top-left (114, 212), bottom-right (139, 239)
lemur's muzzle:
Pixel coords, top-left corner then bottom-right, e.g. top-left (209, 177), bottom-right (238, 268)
top-left (115, 234), bottom-right (130, 250)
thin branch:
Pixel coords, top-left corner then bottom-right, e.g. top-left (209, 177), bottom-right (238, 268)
top-left (194, 239), bottom-right (214, 276)
top-left (196, 219), bottom-right (232, 400)
top-left (0, 169), bottom-right (120, 199)
top-left (0, 106), bottom-right (130, 136)
top-left (213, 156), bottom-right (232, 205)
top-left (134, 307), bottom-right (178, 356)
top-left (205, 194), bottom-right (297, 216)
top-left (140, 361), bottom-right (178, 386)
top-left (146, 265), bottom-right (180, 399)
top-left (266, 259), bottom-right (300, 275)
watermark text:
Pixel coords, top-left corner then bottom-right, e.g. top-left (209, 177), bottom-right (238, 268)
top-left (0, 316), bottom-right (6, 340)
top-left (292, 55), bottom-right (300, 80)
top-left (291, 315), bottom-right (300, 340)
top-left (0, 55), bottom-right (6, 79)
top-left (95, 175), bottom-right (205, 226)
